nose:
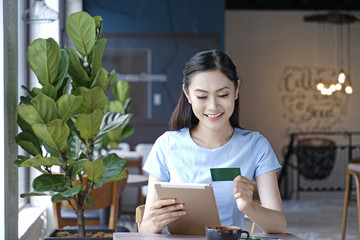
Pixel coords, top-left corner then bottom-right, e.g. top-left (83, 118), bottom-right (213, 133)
top-left (207, 96), bottom-right (218, 111)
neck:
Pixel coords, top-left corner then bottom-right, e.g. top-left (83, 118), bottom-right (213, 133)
top-left (190, 123), bottom-right (234, 149)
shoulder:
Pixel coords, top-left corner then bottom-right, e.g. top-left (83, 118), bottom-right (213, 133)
top-left (233, 128), bottom-right (262, 140)
top-left (155, 128), bottom-right (190, 146)
top-left (233, 128), bottom-right (272, 148)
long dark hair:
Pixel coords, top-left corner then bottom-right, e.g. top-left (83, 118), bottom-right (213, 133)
top-left (169, 49), bottom-right (240, 130)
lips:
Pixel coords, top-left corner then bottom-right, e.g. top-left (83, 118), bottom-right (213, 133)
top-left (205, 113), bottom-right (223, 119)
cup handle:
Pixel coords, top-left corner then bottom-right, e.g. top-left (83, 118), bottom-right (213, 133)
top-left (239, 230), bottom-right (250, 240)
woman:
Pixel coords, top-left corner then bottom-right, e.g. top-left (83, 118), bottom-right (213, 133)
top-left (140, 49), bottom-right (286, 233)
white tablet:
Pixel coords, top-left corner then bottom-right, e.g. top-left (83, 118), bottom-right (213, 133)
top-left (154, 182), bottom-right (221, 235)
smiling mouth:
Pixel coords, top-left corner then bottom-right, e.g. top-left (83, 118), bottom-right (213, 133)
top-left (205, 113), bottom-right (223, 118)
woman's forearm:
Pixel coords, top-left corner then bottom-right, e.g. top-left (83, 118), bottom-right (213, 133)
top-left (244, 201), bottom-right (287, 233)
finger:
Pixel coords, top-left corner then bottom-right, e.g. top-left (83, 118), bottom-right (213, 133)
top-left (233, 182), bottom-right (254, 193)
top-left (153, 198), bottom-right (176, 209)
top-left (150, 207), bottom-right (186, 228)
top-left (155, 214), bottom-right (184, 230)
top-left (234, 175), bottom-right (252, 184)
top-left (156, 203), bottom-right (186, 216)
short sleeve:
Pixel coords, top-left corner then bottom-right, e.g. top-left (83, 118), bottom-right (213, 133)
top-left (253, 133), bottom-right (281, 178)
top-left (143, 132), bottom-right (171, 181)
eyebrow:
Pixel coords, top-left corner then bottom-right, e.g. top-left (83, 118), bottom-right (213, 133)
top-left (194, 86), bottom-right (230, 93)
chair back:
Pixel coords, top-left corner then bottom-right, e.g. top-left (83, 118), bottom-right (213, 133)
top-left (135, 204), bottom-right (145, 232)
top-left (297, 137), bottom-right (336, 180)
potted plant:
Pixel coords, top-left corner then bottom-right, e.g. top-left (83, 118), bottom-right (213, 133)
top-left (15, 11), bottom-right (132, 238)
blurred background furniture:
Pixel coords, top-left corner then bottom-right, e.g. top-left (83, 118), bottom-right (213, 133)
top-left (108, 149), bottom-right (143, 215)
top-left (135, 143), bottom-right (154, 202)
top-left (52, 171), bottom-right (128, 230)
top-left (341, 157), bottom-right (360, 240)
top-left (279, 132), bottom-right (360, 199)
top-left (108, 143), bottom-right (153, 215)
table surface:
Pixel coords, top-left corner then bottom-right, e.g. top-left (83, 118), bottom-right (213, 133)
top-left (127, 174), bottom-right (148, 188)
top-left (113, 232), bottom-right (303, 240)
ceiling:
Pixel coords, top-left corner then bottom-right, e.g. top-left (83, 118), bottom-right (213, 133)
top-left (226, 0), bottom-right (360, 10)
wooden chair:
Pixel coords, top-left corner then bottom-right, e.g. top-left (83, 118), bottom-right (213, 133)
top-left (341, 157), bottom-right (360, 240)
top-left (135, 204), bottom-right (256, 233)
top-left (135, 204), bottom-right (145, 232)
top-left (113, 151), bottom-right (144, 214)
top-left (53, 170), bottom-right (128, 230)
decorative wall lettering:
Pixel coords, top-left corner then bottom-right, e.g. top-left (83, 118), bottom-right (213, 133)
top-left (278, 66), bottom-right (349, 134)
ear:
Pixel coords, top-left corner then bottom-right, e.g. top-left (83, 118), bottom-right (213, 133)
top-left (235, 80), bottom-right (240, 100)
top-left (183, 85), bottom-right (191, 104)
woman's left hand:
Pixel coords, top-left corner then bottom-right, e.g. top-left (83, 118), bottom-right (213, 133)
top-left (233, 175), bottom-right (254, 213)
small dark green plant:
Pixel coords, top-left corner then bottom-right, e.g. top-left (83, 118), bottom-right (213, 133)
top-left (14, 11), bottom-right (132, 237)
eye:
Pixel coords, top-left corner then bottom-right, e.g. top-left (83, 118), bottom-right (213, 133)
top-left (196, 96), bottom-right (207, 99)
top-left (219, 94), bottom-right (229, 98)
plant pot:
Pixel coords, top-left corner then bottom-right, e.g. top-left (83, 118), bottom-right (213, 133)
top-left (44, 229), bottom-right (115, 240)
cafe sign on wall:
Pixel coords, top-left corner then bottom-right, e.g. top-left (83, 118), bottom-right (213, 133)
top-left (278, 66), bottom-right (349, 133)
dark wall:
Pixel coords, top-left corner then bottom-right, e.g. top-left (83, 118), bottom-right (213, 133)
top-left (84, 0), bottom-right (225, 145)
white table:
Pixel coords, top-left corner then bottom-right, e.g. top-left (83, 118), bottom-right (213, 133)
top-left (127, 174), bottom-right (148, 188)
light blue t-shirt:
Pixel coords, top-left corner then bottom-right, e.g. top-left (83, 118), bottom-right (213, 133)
top-left (143, 128), bottom-right (281, 228)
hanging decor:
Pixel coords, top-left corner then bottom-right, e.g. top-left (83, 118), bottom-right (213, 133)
top-left (304, 12), bottom-right (359, 95)
top-left (22, 0), bottom-right (59, 24)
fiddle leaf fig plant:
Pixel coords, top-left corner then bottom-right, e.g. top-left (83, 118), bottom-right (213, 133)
top-left (14, 11), bottom-right (132, 237)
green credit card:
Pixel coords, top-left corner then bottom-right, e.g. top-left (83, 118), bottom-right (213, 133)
top-left (210, 167), bottom-right (241, 181)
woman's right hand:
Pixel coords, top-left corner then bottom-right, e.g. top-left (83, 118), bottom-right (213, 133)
top-left (143, 198), bottom-right (186, 233)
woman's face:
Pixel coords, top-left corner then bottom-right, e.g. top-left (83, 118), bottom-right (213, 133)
top-left (184, 70), bottom-right (239, 132)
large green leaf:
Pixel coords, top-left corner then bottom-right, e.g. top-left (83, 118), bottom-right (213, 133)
top-left (108, 169), bottom-right (127, 184)
top-left (107, 124), bottom-right (134, 142)
top-left (75, 86), bottom-right (108, 114)
top-left (59, 184), bottom-right (82, 197)
top-left (15, 132), bottom-right (42, 156)
top-left (54, 49), bottom-right (70, 91)
top-left (82, 158), bottom-right (105, 182)
top-left (19, 155), bottom-right (65, 167)
top-left (93, 68), bottom-right (111, 92)
top-left (113, 81), bottom-right (130, 104)
top-left (94, 153), bottom-right (126, 188)
top-left (108, 100), bottom-right (124, 114)
top-left (51, 194), bottom-right (72, 203)
top-left (69, 159), bottom-right (86, 182)
top-left (56, 94), bottom-right (83, 122)
top-left (66, 11), bottom-right (96, 56)
top-left (18, 104), bottom-right (45, 126)
top-left (42, 84), bottom-right (57, 100)
top-left (30, 93), bottom-right (58, 124)
top-left (27, 38), bottom-right (61, 86)
top-left (76, 109), bottom-right (104, 139)
top-left (66, 46), bottom-right (90, 87)
top-left (96, 112), bottom-right (132, 142)
top-left (32, 119), bottom-right (70, 152)
top-left (33, 174), bottom-right (70, 192)
top-left (121, 125), bottom-right (135, 139)
top-left (17, 115), bottom-right (33, 133)
top-left (91, 38), bottom-right (107, 79)
top-left (107, 127), bottom-right (123, 142)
